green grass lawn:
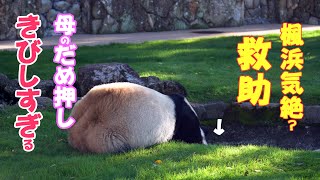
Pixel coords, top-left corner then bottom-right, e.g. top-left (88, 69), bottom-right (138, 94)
top-left (1, 107), bottom-right (320, 179)
top-left (1, 31), bottom-right (320, 179)
top-left (0, 30), bottom-right (319, 104)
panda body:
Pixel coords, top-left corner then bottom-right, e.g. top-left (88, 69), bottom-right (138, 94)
top-left (68, 82), bottom-right (206, 153)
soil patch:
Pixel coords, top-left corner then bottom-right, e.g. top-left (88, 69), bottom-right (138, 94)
top-left (202, 123), bottom-right (320, 150)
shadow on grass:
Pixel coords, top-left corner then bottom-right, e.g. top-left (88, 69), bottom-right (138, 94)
top-left (1, 106), bottom-right (319, 179)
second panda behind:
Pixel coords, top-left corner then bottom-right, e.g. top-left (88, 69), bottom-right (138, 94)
top-left (68, 82), bottom-right (207, 153)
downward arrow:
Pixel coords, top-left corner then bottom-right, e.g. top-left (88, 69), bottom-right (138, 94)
top-left (214, 119), bottom-right (225, 135)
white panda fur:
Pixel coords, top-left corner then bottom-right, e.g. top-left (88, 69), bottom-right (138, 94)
top-left (68, 82), bottom-right (206, 153)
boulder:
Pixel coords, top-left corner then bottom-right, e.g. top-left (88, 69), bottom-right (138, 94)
top-left (47, 9), bottom-right (59, 23)
top-left (54, 1), bottom-right (71, 11)
top-left (40, 0), bottom-right (52, 14)
top-left (245, 0), bottom-right (254, 9)
top-left (204, 102), bottom-right (228, 119)
top-left (68, 3), bottom-right (81, 18)
top-left (303, 106), bottom-right (320, 125)
top-left (77, 63), bottom-right (188, 97)
top-left (146, 80), bottom-right (187, 97)
top-left (35, 80), bottom-right (55, 98)
top-left (78, 63), bottom-right (145, 96)
top-left (36, 97), bottom-right (53, 110)
top-left (140, 76), bottom-right (160, 85)
top-left (0, 74), bottom-right (20, 105)
top-left (92, 1), bottom-right (107, 19)
top-left (99, 15), bottom-right (119, 33)
top-left (308, 16), bottom-right (319, 25)
top-left (191, 103), bottom-right (207, 120)
top-left (91, 19), bottom-right (102, 34)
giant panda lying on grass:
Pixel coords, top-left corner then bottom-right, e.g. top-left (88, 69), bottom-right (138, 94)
top-left (68, 82), bottom-right (207, 153)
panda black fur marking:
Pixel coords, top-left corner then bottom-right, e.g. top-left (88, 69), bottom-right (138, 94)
top-left (68, 82), bottom-right (207, 154)
top-left (169, 94), bottom-right (204, 144)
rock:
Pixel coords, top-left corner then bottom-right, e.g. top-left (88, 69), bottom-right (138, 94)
top-left (245, 0), bottom-right (254, 9)
top-left (6, 27), bottom-right (16, 40)
top-left (0, 73), bottom-right (11, 91)
top-left (4, 79), bottom-right (20, 98)
top-left (141, 76), bottom-right (187, 97)
top-left (301, 12), bottom-right (311, 23)
top-left (120, 14), bottom-right (136, 33)
top-left (0, 74), bottom-right (11, 104)
top-left (260, 0), bottom-right (267, 6)
top-left (40, 15), bottom-right (47, 29)
top-left (261, 6), bottom-right (269, 19)
top-left (141, 76), bottom-right (160, 85)
top-left (146, 80), bottom-right (187, 97)
top-left (197, 11), bottom-right (204, 19)
top-left (0, 74), bottom-right (54, 106)
top-left (247, 9), bottom-right (262, 19)
top-left (0, 103), bottom-right (6, 110)
top-left (92, 1), bottom-right (107, 19)
top-left (204, 0), bottom-right (244, 27)
top-left (204, 102), bottom-right (228, 119)
top-left (147, 13), bottom-right (155, 29)
top-left (36, 97), bottom-right (53, 110)
top-left (278, 0), bottom-right (288, 22)
top-left (77, 63), bottom-right (187, 97)
top-left (253, 0), bottom-right (260, 8)
top-left (287, 0), bottom-right (293, 8)
top-left (316, 0), bottom-right (320, 17)
top-left (100, 0), bottom-right (113, 14)
top-left (80, 0), bottom-right (92, 33)
top-left (174, 19), bottom-right (189, 30)
top-left (303, 106), bottom-right (320, 125)
top-left (141, 0), bottom-right (175, 18)
top-left (78, 63), bottom-right (145, 96)
top-left (68, 3), bottom-right (81, 18)
top-left (47, 9), bottom-right (58, 22)
top-left (35, 80), bottom-right (55, 98)
top-left (308, 16), bottom-right (319, 25)
top-left (239, 102), bottom-right (255, 110)
top-left (1, 77), bottom-right (20, 105)
top-left (54, 1), bottom-right (71, 11)
top-left (91, 19), bottom-right (102, 34)
top-left (40, 0), bottom-right (52, 14)
top-left (191, 103), bottom-right (207, 120)
top-left (99, 15), bottom-right (119, 33)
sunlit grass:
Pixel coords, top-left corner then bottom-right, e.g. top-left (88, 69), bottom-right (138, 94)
top-left (1, 32), bottom-right (320, 178)
top-left (0, 106), bottom-right (320, 179)
top-left (1, 31), bottom-right (320, 104)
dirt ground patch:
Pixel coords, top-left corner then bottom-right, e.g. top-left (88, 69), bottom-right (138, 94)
top-left (202, 123), bottom-right (320, 150)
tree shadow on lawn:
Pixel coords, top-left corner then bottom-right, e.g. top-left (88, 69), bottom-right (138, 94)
top-left (1, 107), bottom-right (319, 179)
top-left (2, 139), bottom-right (319, 179)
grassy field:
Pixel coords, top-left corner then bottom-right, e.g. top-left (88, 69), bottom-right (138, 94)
top-left (1, 107), bottom-right (320, 179)
top-left (0, 31), bottom-right (319, 104)
top-left (1, 31), bottom-right (320, 179)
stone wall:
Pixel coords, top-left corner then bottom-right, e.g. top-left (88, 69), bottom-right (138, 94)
top-left (0, 0), bottom-right (41, 40)
top-left (244, 0), bottom-right (320, 25)
top-left (0, 0), bottom-right (319, 40)
top-left (81, 0), bottom-right (244, 34)
top-left (40, 0), bottom-right (81, 36)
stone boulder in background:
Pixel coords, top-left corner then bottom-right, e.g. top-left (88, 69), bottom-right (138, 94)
top-left (35, 80), bottom-right (55, 98)
top-left (77, 63), bottom-right (187, 97)
top-left (0, 73), bottom-right (20, 105)
top-left (77, 63), bottom-right (145, 96)
top-left (146, 80), bottom-right (187, 97)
